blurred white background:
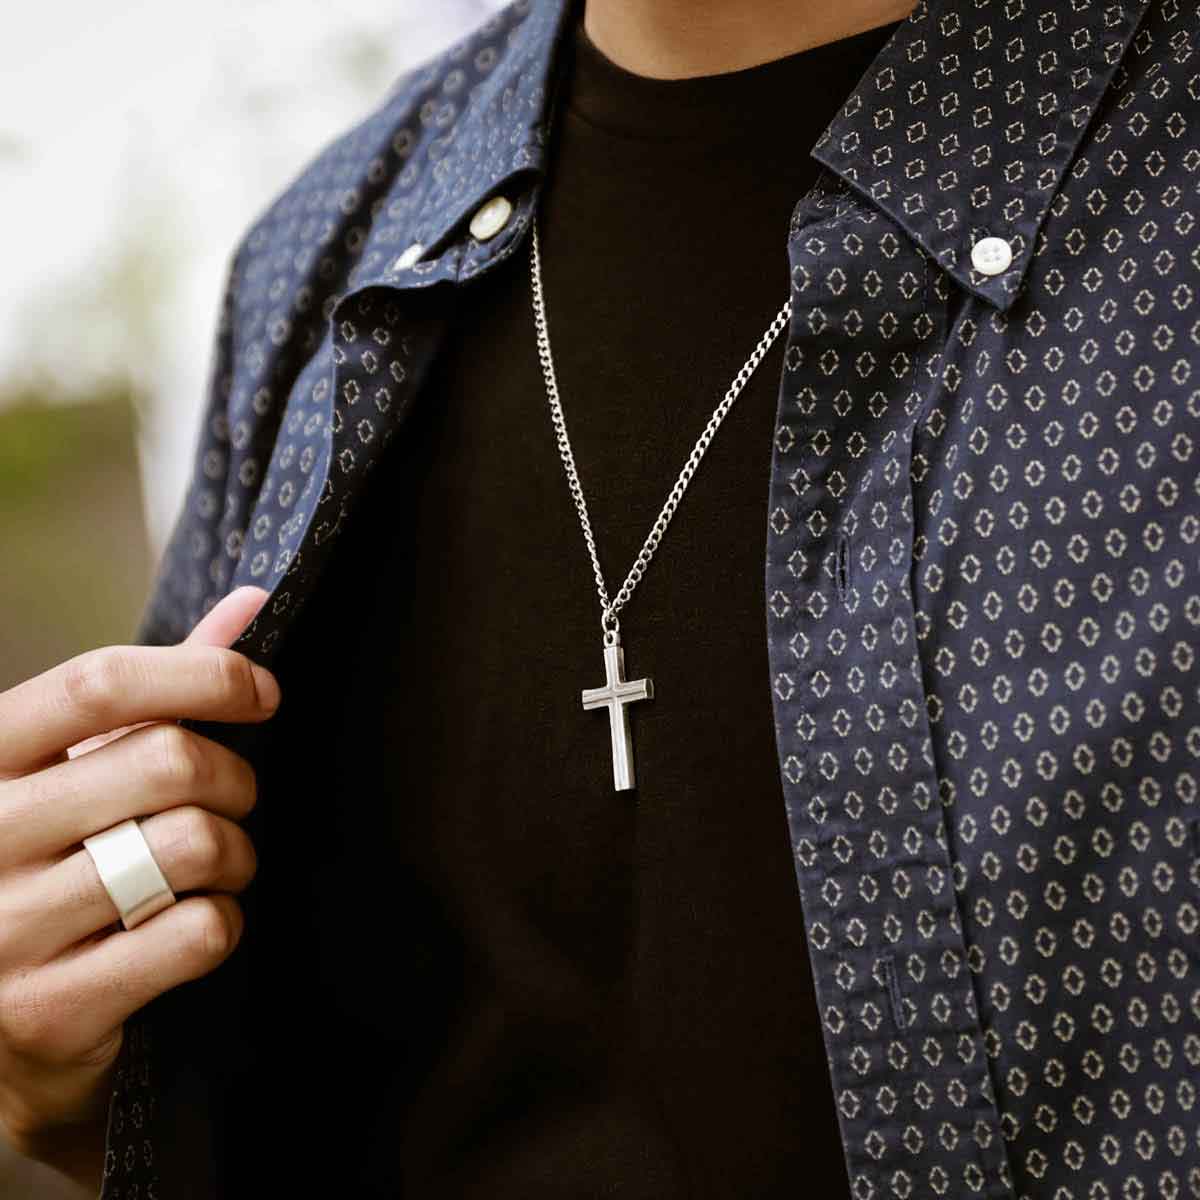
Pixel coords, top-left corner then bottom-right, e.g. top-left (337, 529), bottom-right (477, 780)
top-left (0, 4), bottom-right (505, 1193)
top-left (0, 0), bottom-right (505, 554)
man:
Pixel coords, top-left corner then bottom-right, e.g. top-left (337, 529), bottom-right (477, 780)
top-left (0, 0), bottom-right (1194, 1195)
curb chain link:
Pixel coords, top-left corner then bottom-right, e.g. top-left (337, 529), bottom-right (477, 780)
top-left (529, 213), bottom-right (792, 645)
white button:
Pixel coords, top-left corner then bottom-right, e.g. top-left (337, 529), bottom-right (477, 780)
top-left (469, 195), bottom-right (512, 241)
top-left (970, 236), bottom-right (1013, 276)
top-left (393, 242), bottom-right (424, 271)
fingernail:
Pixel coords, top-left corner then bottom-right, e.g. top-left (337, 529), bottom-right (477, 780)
top-left (252, 664), bottom-right (282, 712)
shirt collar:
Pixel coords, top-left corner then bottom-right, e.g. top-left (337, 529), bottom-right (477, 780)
top-left (345, 0), bottom-right (1152, 314)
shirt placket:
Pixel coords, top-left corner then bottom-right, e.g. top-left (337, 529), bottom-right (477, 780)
top-left (765, 175), bottom-right (1015, 1200)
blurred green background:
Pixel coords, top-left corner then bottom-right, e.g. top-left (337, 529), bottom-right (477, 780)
top-left (0, 387), bottom-right (153, 693)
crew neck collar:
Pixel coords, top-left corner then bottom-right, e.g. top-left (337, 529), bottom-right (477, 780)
top-left (564, 15), bottom-right (906, 143)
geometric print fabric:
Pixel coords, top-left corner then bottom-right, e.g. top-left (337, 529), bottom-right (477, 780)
top-left (101, 0), bottom-right (1200, 1196)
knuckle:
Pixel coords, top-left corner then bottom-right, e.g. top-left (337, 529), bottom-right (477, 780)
top-left (73, 1026), bottom-right (124, 1072)
top-left (230, 756), bottom-right (259, 818)
top-left (0, 900), bottom-right (14, 962)
top-left (184, 897), bottom-right (241, 962)
top-left (233, 826), bottom-right (258, 887)
top-left (177, 808), bottom-right (226, 877)
top-left (146, 724), bottom-right (209, 792)
top-left (242, 760), bottom-right (259, 813)
top-left (0, 978), bottom-right (58, 1061)
top-left (60, 648), bottom-right (123, 722)
top-left (64, 853), bottom-right (102, 916)
top-left (207, 648), bottom-right (257, 710)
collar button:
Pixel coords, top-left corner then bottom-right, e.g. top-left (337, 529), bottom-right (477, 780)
top-left (469, 195), bottom-right (513, 242)
top-left (393, 242), bottom-right (424, 271)
top-left (971, 235), bottom-right (1014, 276)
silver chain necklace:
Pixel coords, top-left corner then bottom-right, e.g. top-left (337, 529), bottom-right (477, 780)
top-left (529, 211), bottom-right (792, 792)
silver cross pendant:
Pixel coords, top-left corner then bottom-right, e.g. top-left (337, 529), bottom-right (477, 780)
top-left (581, 632), bottom-right (653, 791)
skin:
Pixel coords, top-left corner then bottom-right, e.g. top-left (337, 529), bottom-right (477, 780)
top-left (0, 585), bottom-right (280, 1192)
top-left (583, 0), bottom-right (918, 79)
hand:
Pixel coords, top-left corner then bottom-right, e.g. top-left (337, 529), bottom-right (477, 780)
top-left (0, 586), bottom-right (280, 1189)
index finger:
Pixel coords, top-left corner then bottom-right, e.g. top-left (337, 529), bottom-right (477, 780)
top-left (0, 642), bottom-right (281, 775)
top-left (65, 586), bottom-right (273, 762)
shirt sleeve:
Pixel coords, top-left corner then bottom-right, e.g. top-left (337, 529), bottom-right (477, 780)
top-left (97, 242), bottom-right (246, 1200)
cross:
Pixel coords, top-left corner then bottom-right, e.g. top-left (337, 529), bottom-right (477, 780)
top-left (581, 633), bottom-right (653, 792)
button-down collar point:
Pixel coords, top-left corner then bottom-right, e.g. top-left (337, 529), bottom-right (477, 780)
top-left (469, 195), bottom-right (513, 242)
top-left (970, 236), bottom-right (1013, 277)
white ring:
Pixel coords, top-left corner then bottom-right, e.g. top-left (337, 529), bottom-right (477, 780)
top-left (83, 818), bottom-right (176, 931)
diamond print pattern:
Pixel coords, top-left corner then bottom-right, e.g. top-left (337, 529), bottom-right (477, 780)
top-left (102, 0), bottom-right (1200, 1196)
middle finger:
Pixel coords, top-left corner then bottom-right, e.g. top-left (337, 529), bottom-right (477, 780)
top-left (0, 804), bottom-right (258, 965)
top-left (0, 721), bottom-right (258, 868)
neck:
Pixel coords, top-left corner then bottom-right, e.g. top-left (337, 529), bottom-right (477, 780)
top-left (582, 0), bottom-right (917, 79)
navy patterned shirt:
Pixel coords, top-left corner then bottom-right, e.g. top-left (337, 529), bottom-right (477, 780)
top-left (100, 0), bottom-right (1200, 1197)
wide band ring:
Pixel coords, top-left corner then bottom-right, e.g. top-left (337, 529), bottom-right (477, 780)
top-left (83, 818), bottom-right (176, 931)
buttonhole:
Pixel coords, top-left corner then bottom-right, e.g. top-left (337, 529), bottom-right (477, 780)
top-left (1187, 814), bottom-right (1200, 883)
top-left (880, 953), bottom-right (905, 1032)
top-left (835, 533), bottom-right (852, 601)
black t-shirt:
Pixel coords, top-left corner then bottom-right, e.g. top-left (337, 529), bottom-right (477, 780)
top-left (231, 15), bottom-right (904, 1198)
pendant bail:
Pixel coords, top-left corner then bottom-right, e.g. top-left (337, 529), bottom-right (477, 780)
top-left (601, 607), bottom-right (620, 646)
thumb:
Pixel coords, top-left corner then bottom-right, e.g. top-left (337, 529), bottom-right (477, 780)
top-left (67, 587), bottom-right (273, 760)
